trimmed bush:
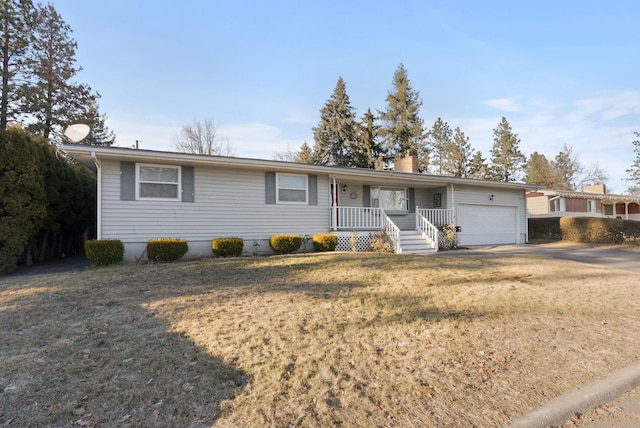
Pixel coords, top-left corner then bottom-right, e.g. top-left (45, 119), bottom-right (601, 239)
top-left (269, 234), bottom-right (302, 254)
top-left (559, 217), bottom-right (640, 244)
top-left (85, 239), bottom-right (124, 266)
top-left (528, 217), bottom-right (562, 241)
top-left (212, 237), bottom-right (244, 257)
top-left (312, 233), bottom-right (337, 252)
top-left (147, 238), bottom-right (188, 261)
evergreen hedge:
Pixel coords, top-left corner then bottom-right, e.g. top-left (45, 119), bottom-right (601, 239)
top-left (212, 237), bottom-right (244, 257)
top-left (559, 217), bottom-right (640, 244)
top-left (312, 233), bottom-right (337, 252)
top-left (147, 238), bottom-right (189, 261)
top-left (85, 239), bottom-right (124, 266)
top-left (269, 234), bottom-right (302, 254)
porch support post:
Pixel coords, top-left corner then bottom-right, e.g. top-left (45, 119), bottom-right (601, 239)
top-left (626, 202), bottom-right (629, 220)
top-left (331, 176), bottom-right (337, 230)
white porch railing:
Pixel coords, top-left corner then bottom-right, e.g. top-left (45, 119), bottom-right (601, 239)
top-left (381, 211), bottom-right (401, 253)
top-left (415, 210), bottom-right (439, 251)
top-left (336, 207), bottom-right (383, 230)
top-left (417, 208), bottom-right (454, 226)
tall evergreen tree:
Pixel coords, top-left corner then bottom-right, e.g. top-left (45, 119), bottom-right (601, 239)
top-left (70, 99), bottom-right (115, 145)
top-left (468, 150), bottom-right (490, 180)
top-left (352, 108), bottom-right (382, 169)
top-left (20, 3), bottom-right (102, 141)
top-left (312, 77), bottom-right (357, 166)
top-left (295, 141), bottom-right (314, 164)
top-left (489, 117), bottom-right (526, 182)
top-left (427, 117), bottom-right (452, 175)
top-left (443, 127), bottom-right (473, 177)
top-left (525, 152), bottom-right (554, 186)
top-left (379, 64), bottom-right (426, 163)
top-left (0, 0), bottom-right (35, 130)
top-left (626, 132), bottom-right (640, 191)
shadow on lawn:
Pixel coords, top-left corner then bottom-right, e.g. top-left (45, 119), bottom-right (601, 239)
top-left (0, 274), bottom-right (248, 427)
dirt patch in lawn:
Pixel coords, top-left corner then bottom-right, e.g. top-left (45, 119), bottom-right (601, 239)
top-left (1, 253), bottom-right (639, 427)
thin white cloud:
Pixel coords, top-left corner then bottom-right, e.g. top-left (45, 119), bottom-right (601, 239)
top-left (484, 98), bottom-right (523, 112)
top-left (572, 91), bottom-right (640, 121)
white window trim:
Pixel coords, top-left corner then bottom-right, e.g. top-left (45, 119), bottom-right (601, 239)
top-left (587, 199), bottom-right (596, 213)
top-left (371, 186), bottom-right (408, 212)
top-left (276, 172), bottom-right (308, 204)
top-left (136, 163), bottom-right (181, 201)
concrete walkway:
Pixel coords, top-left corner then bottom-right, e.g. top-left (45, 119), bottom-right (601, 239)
top-left (440, 243), bottom-right (640, 427)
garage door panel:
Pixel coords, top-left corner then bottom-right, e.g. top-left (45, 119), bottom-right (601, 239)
top-left (457, 204), bottom-right (517, 246)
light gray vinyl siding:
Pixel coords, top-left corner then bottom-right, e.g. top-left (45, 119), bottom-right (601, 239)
top-left (100, 160), bottom-right (330, 243)
top-left (452, 185), bottom-right (527, 243)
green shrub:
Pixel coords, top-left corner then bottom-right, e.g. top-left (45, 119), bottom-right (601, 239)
top-left (369, 229), bottom-right (395, 253)
top-left (85, 239), bottom-right (124, 266)
top-left (312, 233), bottom-right (337, 252)
top-left (212, 237), bottom-right (244, 257)
top-left (528, 217), bottom-right (562, 240)
top-left (147, 238), bottom-right (188, 261)
top-left (269, 234), bottom-right (302, 254)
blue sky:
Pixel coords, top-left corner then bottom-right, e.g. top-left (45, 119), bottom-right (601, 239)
top-left (53, 0), bottom-right (639, 191)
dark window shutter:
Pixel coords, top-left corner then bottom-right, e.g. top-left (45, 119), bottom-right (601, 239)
top-left (120, 161), bottom-right (135, 201)
top-left (362, 185), bottom-right (370, 207)
top-left (408, 187), bottom-right (416, 213)
top-left (308, 174), bottom-right (318, 205)
top-left (265, 172), bottom-right (276, 204)
top-left (182, 166), bottom-right (194, 202)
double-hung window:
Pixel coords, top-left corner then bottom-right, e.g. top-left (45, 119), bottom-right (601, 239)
top-left (587, 199), bottom-right (596, 213)
top-left (371, 187), bottom-right (408, 211)
top-left (137, 164), bottom-right (181, 200)
top-left (277, 173), bottom-right (307, 204)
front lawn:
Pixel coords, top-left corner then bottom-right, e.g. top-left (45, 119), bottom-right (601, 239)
top-left (1, 253), bottom-right (639, 427)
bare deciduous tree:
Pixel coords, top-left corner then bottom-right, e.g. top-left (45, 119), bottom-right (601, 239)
top-left (174, 119), bottom-right (235, 156)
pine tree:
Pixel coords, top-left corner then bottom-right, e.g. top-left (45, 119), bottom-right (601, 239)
top-left (489, 117), bottom-right (526, 182)
top-left (625, 132), bottom-right (640, 189)
top-left (379, 64), bottom-right (426, 162)
top-left (0, 0), bottom-right (35, 130)
top-left (21, 3), bottom-right (98, 140)
top-left (525, 152), bottom-right (554, 186)
top-left (312, 77), bottom-right (357, 166)
top-left (352, 108), bottom-right (383, 168)
top-left (295, 141), bottom-right (314, 164)
top-left (468, 150), bottom-right (490, 180)
top-left (427, 117), bottom-right (452, 175)
top-left (443, 127), bottom-right (473, 177)
top-left (70, 99), bottom-right (115, 145)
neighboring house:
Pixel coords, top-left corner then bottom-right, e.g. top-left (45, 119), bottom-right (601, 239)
top-left (62, 145), bottom-right (531, 261)
top-left (527, 184), bottom-right (640, 220)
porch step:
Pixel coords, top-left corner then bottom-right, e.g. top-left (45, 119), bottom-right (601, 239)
top-left (398, 230), bottom-right (437, 254)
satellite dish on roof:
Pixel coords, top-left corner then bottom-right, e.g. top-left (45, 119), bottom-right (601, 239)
top-left (64, 123), bottom-right (91, 143)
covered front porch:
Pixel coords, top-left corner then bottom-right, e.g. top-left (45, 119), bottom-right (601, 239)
top-left (328, 177), bottom-right (456, 253)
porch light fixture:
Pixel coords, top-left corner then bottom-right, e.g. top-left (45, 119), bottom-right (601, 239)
top-left (342, 185), bottom-right (347, 192)
top-left (489, 194), bottom-right (495, 201)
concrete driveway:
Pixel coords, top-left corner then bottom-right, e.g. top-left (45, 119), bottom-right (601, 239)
top-left (439, 242), bottom-right (640, 273)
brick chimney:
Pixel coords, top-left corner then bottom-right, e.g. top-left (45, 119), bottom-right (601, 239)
top-left (394, 153), bottom-right (419, 174)
top-left (582, 184), bottom-right (606, 194)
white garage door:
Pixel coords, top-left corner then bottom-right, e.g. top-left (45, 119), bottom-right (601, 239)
top-left (457, 204), bottom-right (517, 246)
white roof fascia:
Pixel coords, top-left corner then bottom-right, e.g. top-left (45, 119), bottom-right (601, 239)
top-left (61, 144), bottom-right (532, 191)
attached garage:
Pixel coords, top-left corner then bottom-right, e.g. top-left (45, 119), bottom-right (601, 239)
top-left (457, 203), bottom-right (518, 246)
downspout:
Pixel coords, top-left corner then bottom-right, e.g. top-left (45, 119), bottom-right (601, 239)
top-left (91, 151), bottom-right (102, 240)
top-left (524, 192), bottom-right (529, 244)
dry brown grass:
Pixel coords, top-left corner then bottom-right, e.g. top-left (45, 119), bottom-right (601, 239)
top-left (1, 252), bottom-right (640, 427)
